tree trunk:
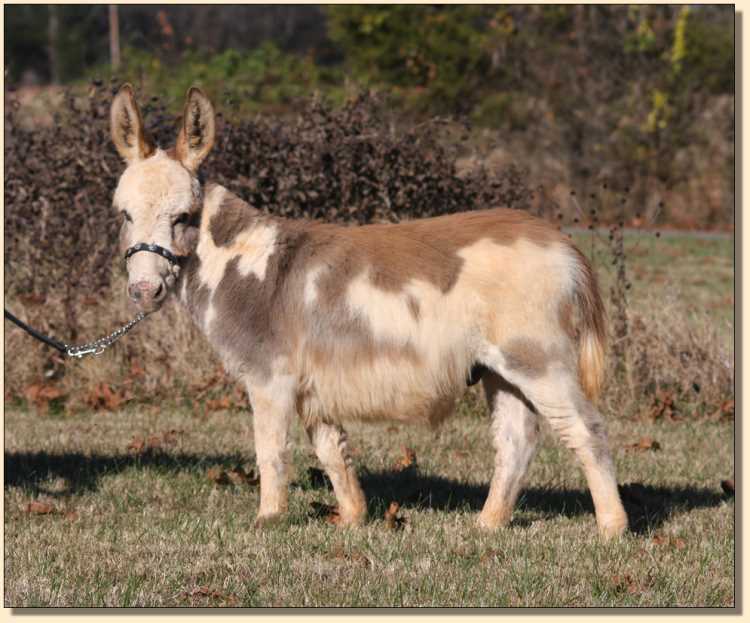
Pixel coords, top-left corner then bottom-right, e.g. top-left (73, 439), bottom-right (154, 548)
top-left (47, 5), bottom-right (60, 83)
top-left (109, 5), bottom-right (121, 71)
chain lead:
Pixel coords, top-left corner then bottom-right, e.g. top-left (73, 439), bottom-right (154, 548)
top-left (65, 312), bottom-right (146, 359)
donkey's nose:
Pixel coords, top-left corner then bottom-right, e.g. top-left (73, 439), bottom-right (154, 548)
top-left (128, 281), bottom-right (163, 305)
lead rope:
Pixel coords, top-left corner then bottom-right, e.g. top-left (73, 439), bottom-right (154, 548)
top-left (4, 308), bottom-right (146, 359)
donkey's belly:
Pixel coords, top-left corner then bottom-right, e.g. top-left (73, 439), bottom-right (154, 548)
top-left (298, 349), bottom-right (467, 427)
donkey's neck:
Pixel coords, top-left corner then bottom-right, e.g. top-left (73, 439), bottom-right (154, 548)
top-left (177, 183), bottom-right (276, 331)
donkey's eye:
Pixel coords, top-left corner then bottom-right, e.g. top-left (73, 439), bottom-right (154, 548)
top-left (173, 213), bottom-right (189, 226)
top-left (123, 211), bottom-right (133, 223)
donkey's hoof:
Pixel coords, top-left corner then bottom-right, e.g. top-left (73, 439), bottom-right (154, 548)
top-left (336, 511), bottom-right (366, 528)
top-left (598, 515), bottom-right (628, 541)
top-left (477, 510), bottom-right (511, 531)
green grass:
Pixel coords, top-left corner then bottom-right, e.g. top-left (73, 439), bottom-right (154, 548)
top-left (4, 404), bottom-right (734, 608)
top-left (575, 231), bottom-right (734, 330)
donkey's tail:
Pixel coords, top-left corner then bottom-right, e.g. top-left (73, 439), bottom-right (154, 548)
top-left (571, 248), bottom-right (607, 401)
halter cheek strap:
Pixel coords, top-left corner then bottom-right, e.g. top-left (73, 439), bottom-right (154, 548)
top-left (124, 242), bottom-right (181, 267)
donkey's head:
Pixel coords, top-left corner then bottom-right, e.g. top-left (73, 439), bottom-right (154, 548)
top-left (111, 84), bottom-right (215, 313)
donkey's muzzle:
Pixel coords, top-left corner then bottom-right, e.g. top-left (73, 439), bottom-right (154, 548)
top-left (128, 280), bottom-right (166, 309)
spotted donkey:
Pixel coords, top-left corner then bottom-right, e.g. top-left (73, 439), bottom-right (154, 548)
top-left (111, 85), bottom-right (628, 539)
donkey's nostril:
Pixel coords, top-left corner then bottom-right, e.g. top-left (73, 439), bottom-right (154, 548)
top-left (153, 283), bottom-right (164, 300)
top-left (129, 285), bottom-right (142, 302)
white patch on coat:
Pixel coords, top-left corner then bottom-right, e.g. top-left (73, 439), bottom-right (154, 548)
top-left (304, 266), bottom-right (324, 306)
top-left (196, 186), bottom-right (278, 290)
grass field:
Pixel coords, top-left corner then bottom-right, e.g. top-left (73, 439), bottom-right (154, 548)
top-left (4, 232), bottom-right (735, 608)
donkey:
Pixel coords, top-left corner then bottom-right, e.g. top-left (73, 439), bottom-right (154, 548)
top-left (110, 85), bottom-right (628, 539)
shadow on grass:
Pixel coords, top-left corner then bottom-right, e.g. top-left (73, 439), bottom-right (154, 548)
top-left (358, 469), bottom-right (730, 534)
top-left (4, 449), bottom-right (247, 497)
top-left (6, 450), bottom-right (730, 535)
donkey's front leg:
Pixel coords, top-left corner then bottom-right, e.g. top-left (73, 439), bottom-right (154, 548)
top-left (246, 376), bottom-right (296, 525)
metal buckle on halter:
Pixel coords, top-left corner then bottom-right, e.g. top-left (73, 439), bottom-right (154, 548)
top-left (124, 242), bottom-right (181, 266)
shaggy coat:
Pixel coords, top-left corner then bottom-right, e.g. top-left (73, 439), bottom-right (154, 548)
top-left (111, 85), bottom-right (628, 538)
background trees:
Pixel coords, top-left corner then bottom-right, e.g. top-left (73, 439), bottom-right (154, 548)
top-left (5, 4), bottom-right (735, 227)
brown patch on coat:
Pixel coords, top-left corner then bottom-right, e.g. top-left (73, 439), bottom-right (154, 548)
top-left (503, 338), bottom-right (549, 378)
top-left (406, 296), bottom-right (421, 321)
top-left (180, 254), bottom-right (211, 326)
top-left (209, 191), bottom-right (262, 247)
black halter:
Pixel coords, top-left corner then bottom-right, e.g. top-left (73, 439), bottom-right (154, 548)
top-left (124, 242), bottom-right (181, 267)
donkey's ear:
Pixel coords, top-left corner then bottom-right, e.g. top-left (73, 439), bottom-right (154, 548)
top-left (175, 87), bottom-right (215, 173)
top-left (110, 84), bottom-right (155, 164)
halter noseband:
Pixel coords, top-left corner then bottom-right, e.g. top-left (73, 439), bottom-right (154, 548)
top-left (124, 242), bottom-right (181, 267)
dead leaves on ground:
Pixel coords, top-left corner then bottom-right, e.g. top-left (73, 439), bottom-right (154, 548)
top-left (710, 399), bottom-right (735, 421)
top-left (22, 500), bottom-right (78, 521)
top-left (84, 382), bottom-right (132, 411)
top-left (651, 534), bottom-right (687, 550)
top-left (25, 500), bottom-right (55, 515)
top-left (624, 436), bottom-right (661, 452)
top-left (309, 501), bottom-right (342, 525)
top-left (23, 383), bottom-right (66, 413)
top-left (179, 586), bottom-right (238, 607)
top-left (721, 479), bottom-right (735, 496)
top-left (393, 446), bottom-right (417, 472)
top-left (207, 465), bottom-right (259, 487)
top-left (384, 501), bottom-right (407, 530)
top-left (328, 544), bottom-right (372, 567)
top-left (127, 429), bottom-right (183, 454)
top-left (646, 390), bottom-right (680, 422)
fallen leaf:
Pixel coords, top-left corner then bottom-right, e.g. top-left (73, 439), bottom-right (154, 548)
top-left (625, 437), bottom-right (661, 452)
top-left (25, 501), bottom-right (55, 515)
top-left (85, 382), bottom-right (127, 411)
top-left (721, 479), bottom-right (735, 496)
top-left (310, 501), bottom-right (341, 524)
top-left (18, 293), bottom-right (46, 305)
top-left (207, 466), bottom-right (230, 485)
top-left (64, 511), bottom-right (79, 521)
top-left (384, 501), bottom-right (406, 530)
top-left (206, 396), bottom-right (232, 412)
top-left (646, 390), bottom-right (679, 422)
top-left (393, 447), bottom-right (417, 471)
top-left (611, 574), bottom-right (638, 595)
top-left (180, 586), bottom-right (238, 606)
top-left (227, 466), bottom-right (259, 486)
top-left (652, 534), bottom-right (687, 550)
top-left (329, 544), bottom-right (371, 566)
top-left (24, 383), bottom-right (65, 413)
top-left (127, 436), bottom-right (145, 453)
top-left (711, 400), bottom-right (735, 421)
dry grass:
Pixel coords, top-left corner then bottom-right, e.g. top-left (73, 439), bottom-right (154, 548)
top-left (4, 403), bottom-right (734, 607)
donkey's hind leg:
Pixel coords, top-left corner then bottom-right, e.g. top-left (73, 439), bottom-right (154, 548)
top-left (480, 347), bottom-right (627, 539)
top-left (479, 372), bottom-right (539, 530)
top-left (305, 421), bottom-right (367, 526)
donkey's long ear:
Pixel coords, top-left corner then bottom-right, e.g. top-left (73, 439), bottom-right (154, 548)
top-left (175, 87), bottom-right (215, 173)
top-left (110, 84), bottom-right (155, 164)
